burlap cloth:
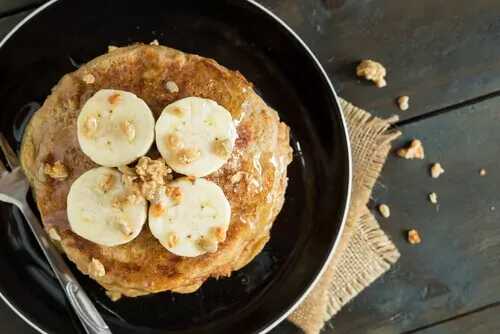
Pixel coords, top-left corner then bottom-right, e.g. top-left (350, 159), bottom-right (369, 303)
top-left (288, 98), bottom-right (402, 333)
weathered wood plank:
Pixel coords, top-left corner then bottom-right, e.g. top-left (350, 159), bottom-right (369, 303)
top-left (259, 0), bottom-right (500, 121)
top-left (0, 0), bottom-right (41, 17)
top-left (330, 96), bottom-right (500, 333)
top-left (415, 305), bottom-right (500, 334)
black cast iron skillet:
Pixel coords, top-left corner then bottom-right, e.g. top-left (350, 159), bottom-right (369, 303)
top-left (0, 0), bottom-right (351, 333)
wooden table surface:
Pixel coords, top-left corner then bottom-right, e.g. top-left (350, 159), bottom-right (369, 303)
top-left (1, 0), bottom-right (499, 333)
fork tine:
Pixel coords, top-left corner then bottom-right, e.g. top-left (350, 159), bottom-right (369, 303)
top-left (0, 133), bottom-right (19, 169)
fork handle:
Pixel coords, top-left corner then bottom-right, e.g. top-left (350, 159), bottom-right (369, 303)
top-left (20, 203), bottom-right (112, 334)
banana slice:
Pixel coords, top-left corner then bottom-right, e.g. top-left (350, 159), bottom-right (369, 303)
top-left (67, 167), bottom-right (147, 247)
top-left (148, 177), bottom-right (231, 257)
top-left (77, 89), bottom-right (155, 167)
top-left (155, 97), bottom-right (237, 177)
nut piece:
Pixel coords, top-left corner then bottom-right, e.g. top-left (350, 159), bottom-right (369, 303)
top-left (356, 59), bottom-right (387, 87)
top-left (83, 116), bottom-right (98, 138)
top-left (430, 163), bottom-right (445, 178)
top-left (120, 120), bottom-right (136, 142)
top-left (479, 168), bottom-right (487, 176)
top-left (407, 229), bottom-right (422, 245)
top-left (166, 233), bottom-right (178, 248)
top-left (48, 228), bottom-right (61, 241)
top-left (118, 165), bottom-right (137, 177)
top-left (397, 139), bottom-right (425, 160)
top-left (114, 218), bottom-right (133, 236)
top-left (150, 39), bottom-right (159, 46)
top-left (213, 138), bottom-right (232, 158)
top-left (211, 226), bottom-right (226, 242)
top-left (177, 148), bottom-right (201, 165)
top-left (378, 204), bottom-right (391, 218)
top-left (112, 193), bottom-right (139, 210)
top-left (166, 186), bottom-right (182, 204)
top-left (82, 73), bottom-right (95, 84)
top-left (108, 93), bottom-right (121, 105)
top-left (88, 258), bottom-right (106, 277)
top-left (429, 192), bottom-right (438, 204)
top-left (397, 96), bottom-right (410, 111)
top-left (99, 173), bottom-right (115, 193)
top-left (150, 202), bottom-right (166, 218)
top-left (105, 290), bottom-right (122, 302)
top-left (44, 161), bottom-right (69, 180)
top-left (197, 237), bottom-right (218, 253)
top-left (165, 133), bottom-right (183, 150)
top-left (165, 81), bottom-right (179, 93)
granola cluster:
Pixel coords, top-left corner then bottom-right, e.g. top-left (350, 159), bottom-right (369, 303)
top-left (120, 157), bottom-right (173, 202)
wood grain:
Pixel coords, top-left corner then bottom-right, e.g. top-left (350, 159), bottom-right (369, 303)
top-left (259, 0), bottom-right (500, 121)
top-left (414, 305), bottom-right (500, 334)
top-left (331, 96), bottom-right (500, 333)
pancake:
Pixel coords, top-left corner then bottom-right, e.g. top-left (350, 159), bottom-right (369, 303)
top-left (20, 44), bottom-right (292, 297)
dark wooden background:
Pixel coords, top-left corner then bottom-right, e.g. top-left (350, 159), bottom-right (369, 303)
top-left (1, 0), bottom-right (500, 333)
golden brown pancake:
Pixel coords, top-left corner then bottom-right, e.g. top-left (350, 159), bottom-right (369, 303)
top-left (20, 44), bottom-right (292, 297)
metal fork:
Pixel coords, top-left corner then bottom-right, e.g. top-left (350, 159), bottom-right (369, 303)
top-left (0, 133), bottom-right (111, 334)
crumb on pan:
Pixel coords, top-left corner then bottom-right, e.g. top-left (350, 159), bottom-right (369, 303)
top-left (479, 168), bottom-right (487, 176)
top-left (88, 258), bottom-right (106, 277)
top-left (430, 163), bottom-right (445, 178)
top-left (48, 228), bottom-right (61, 241)
top-left (165, 81), bottom-right (179, 93)
top-left (397, 96), bottom-right (410, 111)
top-left (106, 290), bottom-right (122, 302)
top-left (378, 204), bottom-right (390, 218)
top-left (429, 192), bottom-right (438, 204)
top-left (44, 161), bottom-right (69, 180)
top-left (397, 139), bottom-right (425, 160)
top-left (407, 229), bottom-right (422, 245)
top-left (356, 59), bottom-right (387, 88)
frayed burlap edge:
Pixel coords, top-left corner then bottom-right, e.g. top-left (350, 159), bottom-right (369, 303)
top-left (288, 99), bottom-right (401, 333)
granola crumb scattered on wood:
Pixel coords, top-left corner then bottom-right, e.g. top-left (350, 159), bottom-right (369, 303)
top-left (397, 96), bottom-right (410, 111)
top-left (407, 229), bottom-right (422, 245)
top-left (479, 168), bottom-right (487, 176)
top-left (356, 59), bottom-right (387, 88)
top-left (378, 204), bottom-right (391, 218)
top-left (430, 163), bottom-right (445, 178)
top-left (429, 192), bottom-right (438, 204)
top-left (397, 139), bottom-right (425, 160)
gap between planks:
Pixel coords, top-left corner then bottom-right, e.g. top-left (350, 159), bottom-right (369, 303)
top-left (402, 301), bottom-right (500, 334)
top-left (395, 89), bottom-right (500, 127)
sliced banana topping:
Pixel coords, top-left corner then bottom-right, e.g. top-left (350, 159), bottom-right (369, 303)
top-left (67, 167), bottom-right (147, 247)
top-left (148, 177), bottom-right (231, 257)
top-left (155, 97), bottom-right (237, 177)
top-left (77, 89), bottom-right (155, 167)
